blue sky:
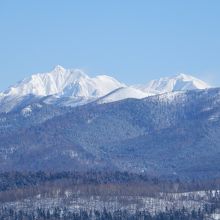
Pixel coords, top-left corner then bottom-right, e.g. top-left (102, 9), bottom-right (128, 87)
top-left (0, 0), bottom-right (220, 91)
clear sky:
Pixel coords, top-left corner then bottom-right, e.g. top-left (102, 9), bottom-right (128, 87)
top-left (0, 0), bottom-right (220, 91)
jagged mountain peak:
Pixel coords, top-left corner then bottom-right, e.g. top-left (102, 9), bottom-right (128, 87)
top-left (174, 73), bottom-right (191, 79)
top-left (49, 65), bottom-right (87, 79)
top-left (53, 64), bottom-right (66, 72)
top-left (1, 66), bottom-right (124, 98)
top-left (171, 73), bottom-right (205, 83)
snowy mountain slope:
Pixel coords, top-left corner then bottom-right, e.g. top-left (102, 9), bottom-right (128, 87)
top-left (96, 87), bottom-right (152, 104)
top-left (133, 73), bottom-right (210, 94)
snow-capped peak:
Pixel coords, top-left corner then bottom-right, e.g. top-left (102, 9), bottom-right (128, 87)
top-left (2, 66), bottom-right (125, 98)
top-left (133, 73), bottom-right (210, 94)
top-left (53, 65), bottom-right (66, 73)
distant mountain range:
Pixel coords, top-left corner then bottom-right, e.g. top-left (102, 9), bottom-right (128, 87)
top-left (0, 65), bottom-right (210, 112)
top-left (1, 66), bottom-right (219, 179)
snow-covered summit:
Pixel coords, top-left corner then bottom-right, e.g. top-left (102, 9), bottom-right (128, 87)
top-left (133, 73), bottom-right (210, 94)
top-left (1, 65), bottom-right (125, 98)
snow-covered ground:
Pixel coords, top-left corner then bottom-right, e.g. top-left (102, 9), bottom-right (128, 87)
top-left (1, 190), bottom-right (219, 216)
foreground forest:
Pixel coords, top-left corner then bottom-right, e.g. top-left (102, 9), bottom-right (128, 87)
top-left (0, 207), bottom-right (217, 220)
top-left (0, 172), bottom-right (220, 219)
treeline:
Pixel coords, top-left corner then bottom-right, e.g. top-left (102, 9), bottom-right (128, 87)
top-left (0, 207), bottom-right (216, 220)
top-left (0, 171), bottom-right (150, 191)
top-left (1, 171), bottom-right (220, 192)
top-left (1, 171), bottom-right (220, 204)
